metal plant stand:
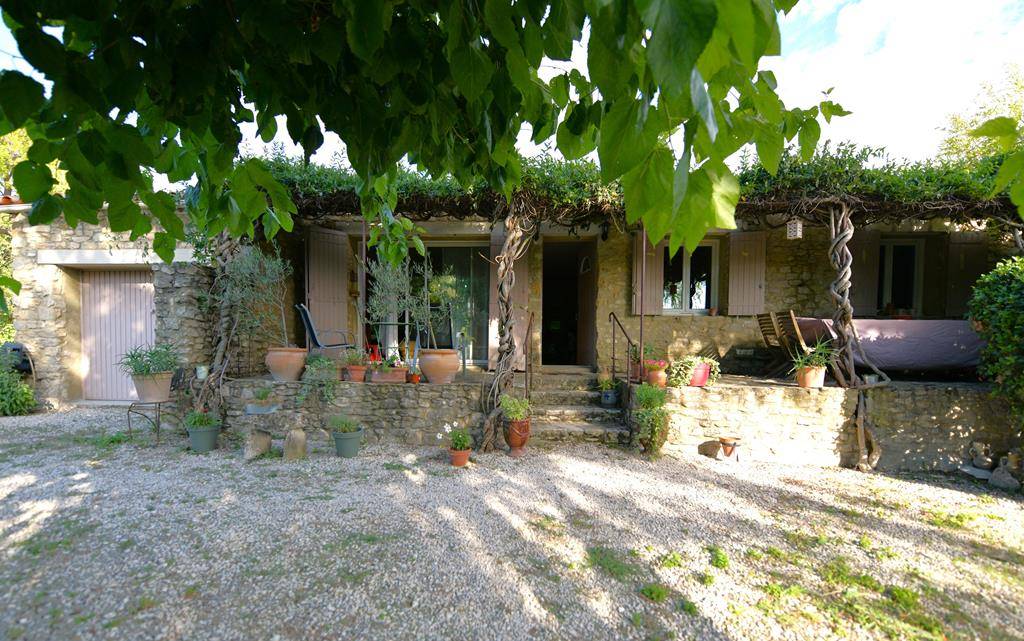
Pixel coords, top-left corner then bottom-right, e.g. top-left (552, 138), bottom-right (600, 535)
top-left (127, 401), bottom-right (168, 443)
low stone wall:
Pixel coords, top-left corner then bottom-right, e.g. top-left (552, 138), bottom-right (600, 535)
top-left (222, 378), bottom-right (485, 446)
top-left (629, 380), bottom-right (1020, 472)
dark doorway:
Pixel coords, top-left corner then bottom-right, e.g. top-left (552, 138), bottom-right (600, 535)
top-left (542, 240), bottom-right (597, 366)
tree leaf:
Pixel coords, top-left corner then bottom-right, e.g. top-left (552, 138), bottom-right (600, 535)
top-left (344, 0), bottom-right (391, 61)
top-left (12, 161), bottom-right (54, 201)
top-left (637, 0), bottom-right (718, 96)
top-left (152, 232), bottom-right (177, 263)
top-left (622, 144), bottom-right (674, 244)
top-left (0, 71), bottom-right (45, 126)
top-left (970, 116), bottom-right (1020, 152)
top-left (451, 45), bottom-right (494, 103)
top-left (798, 119), bottom-right (821, 161)
top-left (598, 100), bottom-right (659, 181)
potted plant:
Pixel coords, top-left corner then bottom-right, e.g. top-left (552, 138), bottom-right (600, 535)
top-left (184, 409), bottom-right (220, 453)
top-left (666, 356), bottom-right (721, 388)
top-left (791, 339), bottom-right (833, 389)
top-left (298, 354), bottom-right (339, 407)
top-left (118, 344), bottom-right (180, 403)
top-left (414, 260), bottom-right (462, 384)
top-left (596, 373), bottom-right (619, 407)
top-left (343, 349), bottom-right (368, 382)
top-left (369, 354), bottom-right (409, 383)
top-left (408, 365), bottom-right (422, 384)
top-left (244, 385), bottom-right (280, 415)
top-left (628, 343), bottom-right (654, 381)
top-left (500, 394), bottom-right (531, 458)
top-left (437, 421), bottom-right (472, 467)
top-left (643, 358), bottom-right (669, 388)
top-left (634, 383), bottom-right (669, 456)
top-left (329, 414), bottom-right (364, 458)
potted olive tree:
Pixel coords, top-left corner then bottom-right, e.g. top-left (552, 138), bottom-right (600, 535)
top-left (118, 344), bottom-right (180, 403)
top-left (329, 414), bottom-right (364, 458)
top-left (184, 409), bottom-right (220, 453)
top-left (791, 339), bottom-right (833, 389)
top-left (414, 261), bottom-right (462, 384)
top-left (500, 394), bottom-right (531, 458)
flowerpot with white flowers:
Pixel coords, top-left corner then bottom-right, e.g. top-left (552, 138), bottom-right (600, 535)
top-left (437, 422), bottom-right (472, 467)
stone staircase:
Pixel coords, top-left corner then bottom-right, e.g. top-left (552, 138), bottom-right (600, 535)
top-left (522, 368), bottom-right (630, 445)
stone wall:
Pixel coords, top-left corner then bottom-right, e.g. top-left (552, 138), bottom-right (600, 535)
top-left (222, 378), bottom-right (485, 446)
top-left (9, 212), bottom-right (213, 403)
top-left (629, 380), bottom-right (1019, 472)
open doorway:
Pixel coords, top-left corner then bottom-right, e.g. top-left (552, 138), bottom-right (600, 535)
top-left (542, 240), bottom-right (597, 367)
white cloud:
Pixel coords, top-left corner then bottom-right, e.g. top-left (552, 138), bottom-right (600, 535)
top-left (768, 0), bottom-right (1024, 161)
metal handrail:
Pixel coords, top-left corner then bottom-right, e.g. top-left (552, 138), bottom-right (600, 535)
top-left (523, 311), bottom-right (535, 402)
top-left (608, 311), bottom-right (639, 384)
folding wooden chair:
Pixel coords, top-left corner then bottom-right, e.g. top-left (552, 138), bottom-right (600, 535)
top-left (777, 310), bottom-right (811, 360)
top-left (755, 312), bottom-right (791, 378)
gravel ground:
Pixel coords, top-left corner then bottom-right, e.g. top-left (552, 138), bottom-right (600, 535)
top-left (1, 408), bottom-right (1022, 641)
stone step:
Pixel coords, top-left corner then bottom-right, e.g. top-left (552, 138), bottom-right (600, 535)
top-left (530, 420), bottom-right (630, 445)
top-left (530, 389), bottom-right (609, 407)
top-left (532, 405), bottom-right (624, 424)
top-left (526, 373), bottom-right (598, 391)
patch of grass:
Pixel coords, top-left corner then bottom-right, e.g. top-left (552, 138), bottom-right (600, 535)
top-left (707, 545), bottom-right (729, 569)
top-left (585, 546), bottom-right (638, 582)
top-left (102, 616), bottom-right (127, 630)
top-left (677, 599), bottom-right (699, 616)
top-left (659, 551), bottom-right (684, 568)
top-left (856, 534), bottom-right (872, 551)
top-left (382, 462), bottom-right (413, 471)
top-left (757, 582), bottom-right (806, 620)
top-left (6, 626), bottom-right (24, 640)
top-left (299, 492), bottom-right (335, 501)
top-left (745, 548), bottom-right (764, 561)
top-left (886, 586), bottom-right (919, 611)
top-left (697, 572), bottom-right (714, 586)
top-left (72, 613), bottom-right (94, 625)
top-left (926, 510), bottom-right (974, 530)
top-left (529, 515), bottom-right (566, 537)
top-left (821, 557), bottom-right (883, 592)
top-left (785, 529), bottom-right (830, 550)
top-left (132, 597), bottom-right (158, 613)
top-left (182, 585), bottom-right (200, 599)
top-left (639, 583), bottom-right (671, 603)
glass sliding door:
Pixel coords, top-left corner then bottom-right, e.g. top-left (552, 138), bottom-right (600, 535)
top-left (422, 245), bottom-right (490, 362)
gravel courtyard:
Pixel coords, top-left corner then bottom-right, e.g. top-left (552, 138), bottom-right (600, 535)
top-left (1, 408), bottom-right (1022, 641)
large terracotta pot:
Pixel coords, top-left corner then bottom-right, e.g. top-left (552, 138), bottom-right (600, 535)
top-left (689, 363), bottom-right (711, 387)
top-left (345, 365), bottom-right (367, 382)
top-left (418, 348), bottom-right (460, 384)
top-left (265, 347), bottom-right (307, 382)
top-left (795, 365), bottom-right (827, 389)
top-left (131, 372), bottom-right (173, 403)
top-left (370, 367), bottom-right (408, 383)
top-left (506, 418), bottom-right (531, 458)
top-left (449, 448), bottom-right (471, 467)
top-left (645, 368), bottom-right (667, 388)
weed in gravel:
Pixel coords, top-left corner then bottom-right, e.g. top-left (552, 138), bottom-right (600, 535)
top-left (383, 462), bottom-right (413, 471)
top-left (745, 548), bottom-right (764, 561)
top-left (6, 626), bottom-right (24, 639)
top-left (926, 510), bottom-right (974, 530)
top-left (132, 597), bottom-right (158, 614)
top-left (677, 599), bottom-right (698, 616)
top-left (707, 545), bottom-right (729, 569)
top-left (102, 617), bottom-right (127, 629)
top-left (539, 599), bottom-right (565, 621)
top-left (183, 585), bottom-right (200, 599)
top-left (785, 529), bottom-right (831, 550)
top-left (886, 586), bottom-right (919, 611)
top-left (586, 547), bottom-right (638, 582)
top-left (756, 582), bottom-right (806, 621)
top-left (821, 557), bottom-right (883, 592)
top-left (697, 572), bottom-right (714, 586)
top-left (639, 583), bottom-right (671, 603)
top-left (72, 613), bottom-right (94, 625)
top-left (530, 515), bottom-right (566, 537)
top-left (857, 534), bottom-right (872, 551)
top-left (659, 551), bottom-right (684, 568)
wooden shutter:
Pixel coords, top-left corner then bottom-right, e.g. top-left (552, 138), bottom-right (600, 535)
top-left (726, 231), bottom-right (765, 315)
top-left (631, 233), bottom-right (664, 315)
top-left (488, 225), bottom-right (530, 370)
top-left (946, 239), bottom-right (987, 317)
top-left (848, 229), bottom-right (880, 318)
top-left (81, 270), bottom-right (155, 400)
top-left (305, 228), bottom-right (350, 345)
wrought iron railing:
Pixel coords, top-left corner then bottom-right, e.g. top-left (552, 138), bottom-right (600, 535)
top-left (608, 311), bottom-right (639, 384)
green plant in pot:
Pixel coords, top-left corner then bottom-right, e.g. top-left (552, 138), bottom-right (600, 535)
top-left (342, 349), bottom-right (368, 382)
top-left (118, 343), bottom-right (180, 403)
top-left (628, 343), bottom-right (654, 381)
top-left (244, 385), bottom-right (279, 415)
top-left (329, 414), bottom-right (364, 458)
top-left (437, 421), bottom-right (472, 467)
top-left (791, 339), bottom-right (833, 389)
top-left (184, 409), bottom-right (220, 453)
top-left (365, 255), bottom-right (416, 382)
top-left (634, 383), bottom-right (669, 456)
top-left (369, 354), bottom-right (408, 383)
top-left (667, 356), bottom-right (721, 388)
top-left (499, 394), bottom-right (531, 458)
top-left (596, 372), bottom-right (619, 408)
top-left (298, 354), bottom-right (339, 428)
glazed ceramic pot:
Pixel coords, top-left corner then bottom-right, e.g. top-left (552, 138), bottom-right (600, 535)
top-left (646, 368), bottom-right (667, 388)
top-left (449, 448), bottom-right (471, 467)
top-left (418, 348), bottom-right (460, 384)
top-left (345, 365), bottom-right (367, 382)
top-left (600, 389), bottom-right (619, 408)
top-left (265, 347), bottom-right (306, 382)
top-left (795, 366), bottom-right (826, 389)
top-left (131, 372), bottom-right (173, 403)
top-left (333, 428), bottom-right (364, 458)
top-left (688, 363), bottom-right (711, 387)
top-left (506, 418), bottom-right (531, 458)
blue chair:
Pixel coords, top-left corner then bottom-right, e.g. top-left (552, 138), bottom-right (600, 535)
top-left (295, 304), bottom-right (356, 352)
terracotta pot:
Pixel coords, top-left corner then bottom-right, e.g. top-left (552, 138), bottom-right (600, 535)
top-left (345, 365), bottom-right (367, 382)
top-left (505, 418), bottom-right (531, 458)
top-left (409, 373), bottom-right (422, 384)
top-left (0, 195), bottom-right (13, 205)
top-left (629, 360), bottom-right (644, 382)
top-left (689, 363), bottom-right (711, 387)
top-left (718, 436), bottom-right (740, 457)
top-left (370, 367), bottom-right (408, 383)
top-left (265, 347), bottom-right (306, 382)
top-left (418, 348), bottom-right (460, 384)
top-left (795, 365), bottom-right (827, 389)
top-left (646, 368), bottom-right (667, 388)
top-left (131, 372), bottom-right (173, 403)
top-left (449, 448), bottom-right (471, 467)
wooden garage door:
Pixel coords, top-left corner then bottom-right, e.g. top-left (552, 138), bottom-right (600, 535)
top-left (81, 271), bottom-right (156, 400)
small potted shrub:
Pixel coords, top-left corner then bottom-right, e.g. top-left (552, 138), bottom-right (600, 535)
top-left (643, 358), bottom-right (668, 388)
top-left (596, 374), bottom-right (619, 407)
top-left (184, 410), bottom-right (220, 453)
top-left (329, 414), bottom-right (364, 458)
top-left (244, 385), bottom-right (279, 415)
top-left (628, 343), bottom-right (654, 381)
top-left (408, 365), bottom-right (422, 384)
top-left (791, 339), bottom-right (833, 389)
top-left (437, 421), bottom-right (472, 467)
top-left (343, 349), bottom-right (368, 382)
top-left (634, 383), bottom-right (669, 456)
top-left (500, 394), bottom-right (531, 458)
top-left (667, 356), bottom-right (721, 388)
top-left (369, 354), bottom-right (408, 383)
top-left (118, 344), bottom-right (180, 403)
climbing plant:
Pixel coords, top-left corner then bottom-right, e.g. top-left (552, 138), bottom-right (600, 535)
top-left (968, 257), bottom-right (1024, 428)
top-left (0, 0), bottom-right (842, 316)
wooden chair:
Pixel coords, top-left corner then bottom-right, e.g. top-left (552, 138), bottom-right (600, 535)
top-left (295, 304), bottom-right (356, 353)
top-left (777, 310), bottom-right (811, 359)
top-left (755, 312), bottom-right (791, 378)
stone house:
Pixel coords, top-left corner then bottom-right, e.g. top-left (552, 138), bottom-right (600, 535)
top-left (4, 200), bottom-right (1014, 405)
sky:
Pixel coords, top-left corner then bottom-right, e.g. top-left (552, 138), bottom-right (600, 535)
top-left (2, 0), bottom-right (1023, 174)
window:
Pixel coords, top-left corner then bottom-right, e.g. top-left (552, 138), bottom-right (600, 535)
top-left (876, 238), bottom-right (924, 317)
top-left (663, 241), bottom-right (718, 313)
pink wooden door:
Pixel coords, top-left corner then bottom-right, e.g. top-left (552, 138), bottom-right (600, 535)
top-left (727, 231), bottom-right (766, 315)
top-left (81, 270), bottom-right (156, 400)
top-left (488, 225), bottom-right (530, 370)
top-left (306, 228), bottom-right (350, 345)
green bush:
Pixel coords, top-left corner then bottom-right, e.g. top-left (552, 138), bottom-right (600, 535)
top-left (184, 410), bottom-right (219, 429)
top-left (0, 369), bottom-right (35, 416)
top-left (328, 414), bottom-right (360, 433)
top-left (634, 383), bottom-right (668, 455)
top-left (667, 356), bottom-right (721, 387)
top-left (117, 344), bottom-right (180, 376)
top-left (499, 394), bottom-right (530, 420)
top-left (968, 257), bottom-right (1024, 425)
top-left (298, 354), bottom-right (338, 404)
top-left (634, 383), bottom-right (666, 410)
